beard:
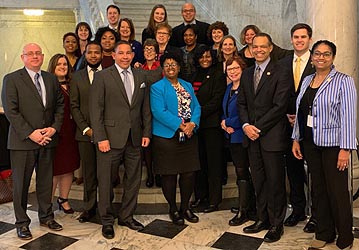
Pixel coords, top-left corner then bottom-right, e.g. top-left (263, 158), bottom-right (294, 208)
top-left (87, 61), bottom-right (102, 69)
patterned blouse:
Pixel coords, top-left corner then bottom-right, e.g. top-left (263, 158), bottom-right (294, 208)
top-left (175, 84), bottom-right (192, 121)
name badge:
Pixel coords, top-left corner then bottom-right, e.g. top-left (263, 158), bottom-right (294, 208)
top-left (307, 115), bottom-right (313, 127)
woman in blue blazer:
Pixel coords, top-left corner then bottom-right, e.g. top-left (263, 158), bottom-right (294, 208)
top-left (150, 52), bottom-right (201, 225)
top-left (292, 40), bottom-right (356, 250)
top-left (221, 56), bottom-right (256, 226)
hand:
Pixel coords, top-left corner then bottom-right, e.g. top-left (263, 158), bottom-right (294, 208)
top-left (98, 140), bottom-right (111, 152)
top-left (292, 140), bottom-right (303, 160)
top-left (337, 149), bottom-right (350, 171)
top-left (134, 62), bottom-right (142, 68)
top-left (243, 125), bottom-right (261, 141)
top-left (28, 129), bottom-right (45, 145)
top-left (142, 137), bottom-right (150, 147)
top-left (220, 120), bottom-right (227, 130)
top-left (40, 127), bottom-right (56, 138)
top-left (85, 128), bottom-right (93, 138)
top-left (226, 127), bottom-right (235, 134)
top-left (286, 114), bottom-right (296, 127)
top-left (182, 122), bottom-right (195, 138)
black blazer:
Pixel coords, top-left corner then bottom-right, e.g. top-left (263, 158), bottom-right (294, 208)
top-left (192, 66), bottom-right (226, 128)
top-left (169, 20), bottom-right (211, 48)
top-left (1, 68), bottom-right (64, 150)
top-left (237, 60), bottom-right (291, 151)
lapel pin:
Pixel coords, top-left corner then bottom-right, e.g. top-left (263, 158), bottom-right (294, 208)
top-left (266, 72), bottom-right (271, 76)
top-left (206, 75), bottom-right (210, 79)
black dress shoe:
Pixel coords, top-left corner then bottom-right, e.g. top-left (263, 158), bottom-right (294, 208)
top-left (40, 219), bottom-right (63, 231)
top-left (16, 226), bottom-right (32, 240)
top-left (204, 205), bottom-right (218, 213)
top-left (181, 209), bottom-right (199, 223)
top-left (102, 225), bottom-right (114, 239)
top-left (146, 174), bottom-right (154, 188)
top-left (303, 218), bottom-right (317, 233)
top-left (264, 225), bottom-right (284, 243)
top-left (243, 220), bottom-right (270, 234)
top-left (284, 213), bottom-right (306, 227)
top-left (169, 211), bottom-right (184, 225)
top-left (78, 209), bottom-right (96, 223)
top-left (118, 219), bottom-right (144, 231)
top-left (229, 211), bottom-right (249, 226)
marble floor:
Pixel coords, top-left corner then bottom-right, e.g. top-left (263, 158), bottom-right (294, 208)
top-left (0, 191), bottom-right (358, 250)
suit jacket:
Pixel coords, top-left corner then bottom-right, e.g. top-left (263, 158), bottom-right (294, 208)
top-left (1, 67), bottom-right (64, 150)
top-left (279, 52), bottom-right (315, 114)
top-left (89, 65), bottom-right (151, 149)
top-left (70, 68), bottom-right (92, 142)
top-left (237, 60), bottom-right (291, 151)
top-left (192, 66), bottom-right (226, 128)
top-left (150, 77), bottom-right (201, 138)
top-left (169, 20), bottom-right (211, 47)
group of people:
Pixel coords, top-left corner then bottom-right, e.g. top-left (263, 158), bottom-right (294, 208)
top-left (1, 2), bottom-right (357, 250)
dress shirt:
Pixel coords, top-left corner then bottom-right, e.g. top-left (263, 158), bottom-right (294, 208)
top-left (254, 57), bottom-right (271, 80)
top-left (114, 64), bottom-right (134, 96)
top-left (87, 65), bottom-right (102, 84)
top-left (25, 67), bottom-right (46, 106)
top-left (292, 50), bottom-right (310, 80)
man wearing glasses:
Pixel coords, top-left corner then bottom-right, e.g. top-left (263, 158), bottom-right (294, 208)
top-left (1, 43), bottom-right (64, 240)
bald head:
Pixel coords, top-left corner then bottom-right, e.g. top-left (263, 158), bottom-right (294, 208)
top-left (21, 43), bottom-right (44, 71)
top-left (181, 3), bottom-right (196, 23)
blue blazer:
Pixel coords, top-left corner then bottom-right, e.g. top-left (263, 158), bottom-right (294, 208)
top-left (222, 83), bottom-right (244, 143)
top-left (150, 77), bottom-right (201, 138)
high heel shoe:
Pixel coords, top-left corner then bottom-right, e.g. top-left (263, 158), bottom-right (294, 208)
top-left (57, 197), bottom-right (74, 214)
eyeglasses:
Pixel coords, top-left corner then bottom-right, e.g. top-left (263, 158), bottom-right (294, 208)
top-left (182, 9), bottom-right (195, 13)
top-left (226, 66), bottom-right (241, 72)
top-left (312, 51), bottom-right (332, 58)
top-left (157, 32), bottom-right (169, 36)
top-left (144, 47), bottom-right (155, 53)
top-left (23, 51), bottom-right (43, 57)
top-left (163, 63), bottom-right (178, 68)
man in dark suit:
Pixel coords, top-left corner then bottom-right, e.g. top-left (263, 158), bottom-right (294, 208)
top-left (169, 3), bottom-right (211, 47)
top-left (1, 43), bottom-right (64, 240)
top-left (70, 41), bottom-right (103, 223)
top-left (89, 41), bottom-right (151, 239)
top-left (237, 33), bottom-right (291, 243)
top-left (280, 23), bottom-right (317, 232)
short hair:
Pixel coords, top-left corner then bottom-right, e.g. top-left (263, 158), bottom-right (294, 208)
top-left (207, 21), bottom-right (229, 41)
top-left (181, 3), bottom-right (196, 12)
top-left (155, 22), bottom-right (172, 37)
top-left (85, 40), bottom-right (103, 53)
top-left (290, 23), bottom-right (313, 38)
top-left (253, 32), bottom-right (273, 46)
top-left (119, 18), bottom-right (136, 42)
top-left (182, 24), bottom-right (198, 37)
top-left (143, 38), bottom-right (159, 54)
top-left (145, 4), bottom-right (168, 35)
top-left (160, 51), bottom-right (182, 68)
top-left (311, 40), bottom-right (337, 56)
top-left (193, 44), bottom-right (217, 67)
top-left (239, 24), bottom-right (261, 45)
top-left (94, 27), bottom-right (120, 43)
top-left (47, 54), bottom-right (73, 81)
top-left (63, 32), bottom-right (79, 44)
top-left (225, 55), bottom-right (247, 71)
top-left (106, 4), bottom-right (120, 14)
top-left (114, 40), bottom-right (132, 52)
top-left (75, 22), bottom-right (93, 41)
top-left (218, 35), bottom-right (239, 62)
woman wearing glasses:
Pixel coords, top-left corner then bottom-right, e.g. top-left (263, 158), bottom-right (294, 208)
top-left (150, 52), bottom-right (201, 225)
top-left (292, 40), bottom-right (356, 250)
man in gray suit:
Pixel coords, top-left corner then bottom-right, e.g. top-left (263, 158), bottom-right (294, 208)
top-left (1, 43), bottom-right (64, 240)
top-left (70, 41), bottom-right (103, 223)
top-left (90, 40), bottom-right (151, 239)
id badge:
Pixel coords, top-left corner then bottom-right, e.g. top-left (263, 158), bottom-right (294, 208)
top-left (307, 115), bottom-right (313, 127)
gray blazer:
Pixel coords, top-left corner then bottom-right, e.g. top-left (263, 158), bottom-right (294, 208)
top-left (1, 67), bottom-right (64, 150)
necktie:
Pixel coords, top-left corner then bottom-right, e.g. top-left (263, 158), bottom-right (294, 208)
top-left (294, 57), bottom-right (301, 91)
top-left (89, 68), bottom-right (98, 84)
top-left (34, 73), bottom-right (42, 98)
top-left (253, 66), bottom-right (261, 92)
top-left (122, 69), bottom-right (132, 103)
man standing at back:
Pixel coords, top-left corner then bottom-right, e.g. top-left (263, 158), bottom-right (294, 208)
top-left (1, 43), bottom-right (64, 240)
top-left (89, 41), bottom-right (151, 239)
top-left (170, 3), bottom-right (211, 47)
top-left (106, 4), bottom-right (121, 32)
top-left (280, 23), bottom-right (317, 233)
top-left (237, 33), bottom-right (291, 243)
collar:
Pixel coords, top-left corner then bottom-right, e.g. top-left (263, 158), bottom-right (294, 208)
top-left (114, 64), bottom-right (133, 75)
top-left (293, 50), bottom-right (310, 63)
top-left (87, 65), bottom-right (102, 73)
top-left (255, 57), bottom-right (271, 72)
top-left (183, 19), bottom-right (196, 26)
top-left (25, 67), bottom-right (41, 79)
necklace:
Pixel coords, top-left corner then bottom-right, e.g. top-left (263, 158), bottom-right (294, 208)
top-left (172, 81), bottom-right (180, 89)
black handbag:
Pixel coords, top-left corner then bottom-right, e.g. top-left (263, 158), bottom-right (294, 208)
top-left (0, 169), bottom-right (13, 204)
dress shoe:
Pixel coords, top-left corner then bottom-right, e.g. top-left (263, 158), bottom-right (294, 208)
top-left (284, 213), bottom-right (306, 227)
top-left (181, 209), bottom-right (199, 223)
top-left (307, 238), bottom-right (335, 249)
top-left (16, 226), bottom-right (32, 240)
top-left (263, 225), bottom-right (284, 243)
top-left (78, 209), bottom-right (96, 223)
top-left (190, 198), bottom-right (208, 209)
top-left (169, 211), bottom-right (184, 225)
top-left (229, 211), bottom-right (249, 226)
top-left (303, 218), bottom-right (317, 233)
top-left (339, 243), bottom-right (353, 250)
top-left (102, 225), bottom-right (114, 239)
top-left (40, 219), bottom-right (63, 231)
top-left (204, 205), bottom-right (218, 213)
top-left (146, 174), bottom-right (154, 188)
top-left (243, 220), bottom-right (270, 234)
top-left (57, 197), bottom-right (74, 214)
top-left (118, 219), bottom-right (144, 231)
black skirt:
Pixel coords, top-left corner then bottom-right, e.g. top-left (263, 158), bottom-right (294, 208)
top-left (152, 134), bottom-right (200, 175)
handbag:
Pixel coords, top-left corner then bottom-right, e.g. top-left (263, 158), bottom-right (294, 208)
top-left (0, 169), bottom-right (13, 204)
